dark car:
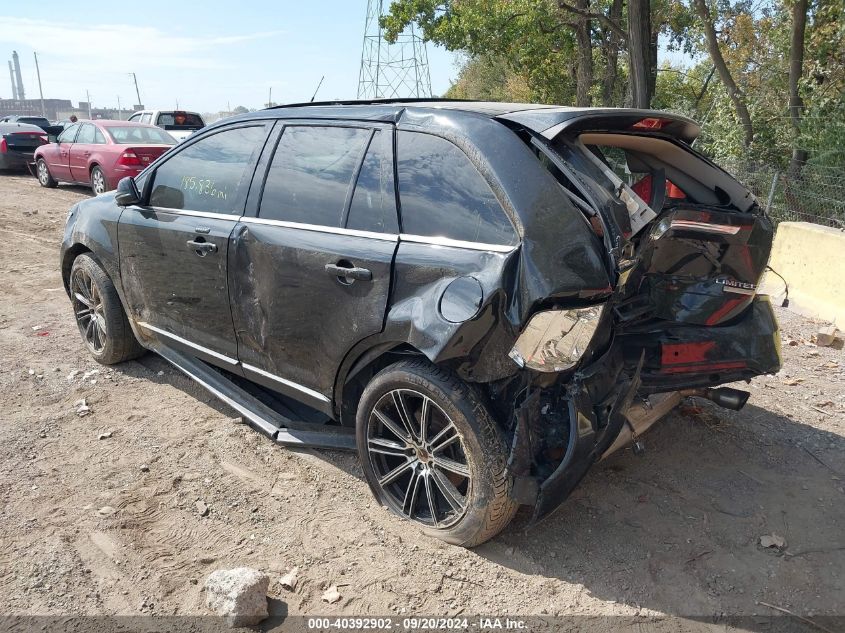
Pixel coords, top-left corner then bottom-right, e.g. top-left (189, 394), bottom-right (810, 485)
top-left (59, 100), bottom-right (781, 546)
top-left (0, 121), bottom-right (48, 171)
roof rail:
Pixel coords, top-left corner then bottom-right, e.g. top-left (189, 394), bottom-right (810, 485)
top-left (266, 98), bottom-right (479, 111)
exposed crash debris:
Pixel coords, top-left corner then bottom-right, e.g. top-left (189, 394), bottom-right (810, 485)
top-left (759, 534), bottom-right (788, 550)
top-left (278, 566), bottom-right (299, 591)
top-left (815, 325), bottom-right (841, 348)
top-left (74, 399), bottom-right (91, 417)
top-left (322, 585), bottom-right (342, 604)
top-left (204, 567), bottom-right (269, 627)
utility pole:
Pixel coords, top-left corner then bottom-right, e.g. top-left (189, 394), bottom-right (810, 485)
top-left (268, 86), bottom-right (272, 109)
top-left (86, 90), bottom-right (92, 119)
top-left (34, 52), bottom-right (46, 117)
top-left (131, 72), bottom-right (142, 108)
top-left (117, 95), bottom-right (121, 120)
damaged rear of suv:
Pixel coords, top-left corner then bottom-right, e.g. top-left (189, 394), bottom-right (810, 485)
top-left (60, 101), bottom-right (781, 547)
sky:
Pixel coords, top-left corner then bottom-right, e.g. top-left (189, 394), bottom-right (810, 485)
top-left (0, 1), bottom-right (459, 113)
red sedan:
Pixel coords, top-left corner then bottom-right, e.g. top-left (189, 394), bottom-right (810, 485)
top-left (34, 120), bottom-right (176, 195)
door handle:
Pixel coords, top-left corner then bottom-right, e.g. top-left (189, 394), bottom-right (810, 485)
top-left (186, 239), bottom-right (218, 255)
top-left (325, 263), bottom-right (372, 281)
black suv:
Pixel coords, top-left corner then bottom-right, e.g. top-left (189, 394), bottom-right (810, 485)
top-left (61, 100), bottom-right (781, 546)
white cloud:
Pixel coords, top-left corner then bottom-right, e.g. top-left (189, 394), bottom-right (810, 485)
top-left (0, 17), bottom-right (284, 73)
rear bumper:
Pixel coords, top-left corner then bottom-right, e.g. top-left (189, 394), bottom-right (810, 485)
top-left (0, 152), bottom-right (34, 170)
top-left (619, 295), bottom-right (782, 392)
top-left (511, 296), bottom-right (781, 522)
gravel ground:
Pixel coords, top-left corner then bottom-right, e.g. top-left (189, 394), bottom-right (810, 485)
top-left (0, 173), bottom-right (843, 630)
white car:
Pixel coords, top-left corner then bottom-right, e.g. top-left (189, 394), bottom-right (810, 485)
top-left (127, 110), bottom-right (205, 142)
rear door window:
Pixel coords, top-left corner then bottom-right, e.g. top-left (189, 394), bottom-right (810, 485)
top-left (259, 125), bottom-right (371, 227)
top-left (75, 124), bottom-right (96, 144)
top-left (397, 131), bottom-right (516, 246)
top-left (346, 130), bottom-right (398, 233)
top-left (148, 124), bottom-right (267, 214)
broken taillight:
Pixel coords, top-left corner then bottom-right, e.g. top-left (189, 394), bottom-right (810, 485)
top-left (509, 305), bottom-right (605, 372)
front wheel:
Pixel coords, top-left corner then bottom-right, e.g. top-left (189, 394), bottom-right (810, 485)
top-left (69, 254), bottom-right (144, 364)
top-left (356, 360), bottom-right (518, 547)
top-left (36, 158), bottom-right (57, 188)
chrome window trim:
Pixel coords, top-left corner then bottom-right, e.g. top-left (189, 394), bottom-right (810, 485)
top-left (242, 363), bottom-right (331, 403)
top-left (399, 233), bottom-right (517, 253)
top-left (136, 321), bottom-right (239, 365)
top-left (139, 207), bottom-right (242, 222)
top-left (240, 217), bottom-right (398, 242)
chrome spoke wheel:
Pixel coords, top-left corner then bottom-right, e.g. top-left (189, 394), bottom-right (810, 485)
top-left (367, 389), bottom-right (471, 528)
top-left (92, 169), bottom-right (106, 195)
top-left (71, 268), bottom-right (107, 354)
top-left (37, 161), bottom-right (49, 185)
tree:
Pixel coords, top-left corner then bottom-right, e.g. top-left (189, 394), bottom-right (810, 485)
top-left (787, 0), bottom-right (808, 175)
top-left (690, 0), bottom-right (754, 146)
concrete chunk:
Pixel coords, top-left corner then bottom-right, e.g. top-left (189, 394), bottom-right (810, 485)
top-left (205, 567), bottom-right (269, 627)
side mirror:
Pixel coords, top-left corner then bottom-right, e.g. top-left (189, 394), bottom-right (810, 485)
top-left (115, 177), bottom-right (141, 207)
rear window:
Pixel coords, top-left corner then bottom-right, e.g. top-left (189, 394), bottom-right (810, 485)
top-left (18, 117), bottom-right (49, 127)
top-left (397, 131), bottom-right (516, 246)
top-left (157, 112), bottom-right (204, 128)
top-left (105, 125), bottom-right (176, 145)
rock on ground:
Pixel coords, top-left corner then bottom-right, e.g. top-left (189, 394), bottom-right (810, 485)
top-left (205, 567), bottom-right (269, 627)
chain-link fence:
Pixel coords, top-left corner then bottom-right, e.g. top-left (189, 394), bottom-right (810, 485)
top-left (721, 160), bottom-right (845, 228)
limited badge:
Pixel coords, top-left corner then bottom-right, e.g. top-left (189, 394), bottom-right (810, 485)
top-left (716, 278), bottom-right (756, 295)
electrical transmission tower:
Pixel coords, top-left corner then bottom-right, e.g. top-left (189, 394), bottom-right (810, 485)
top-left (357, 0), bottom-right (432, 99)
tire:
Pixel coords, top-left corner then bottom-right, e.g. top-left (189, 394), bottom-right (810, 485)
top-left (36, 158), bottom-right (57, 188)
top-left (69, 253), bottom-right (144, 364)
top-left (90, 166), bottom-right (107, 195)
top-left (356, 359), bottom-right (518, 547)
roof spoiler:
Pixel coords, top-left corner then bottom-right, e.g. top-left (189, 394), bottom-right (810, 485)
top-left (497, 108), bottom-right (701, 145)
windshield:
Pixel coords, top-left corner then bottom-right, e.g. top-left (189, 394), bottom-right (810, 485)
top-left (104, 125), bottom-right (177, 145)
top-left (156, 112), bottom-right (204, 128)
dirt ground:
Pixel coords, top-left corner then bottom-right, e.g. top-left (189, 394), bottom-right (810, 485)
top-left (1, 173), bottom-right (844, 630)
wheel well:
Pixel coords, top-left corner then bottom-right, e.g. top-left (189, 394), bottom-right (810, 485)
top-left (62, 244), bottom-right (93, 293)
top-left (339, 343), bottom-right (427, 426)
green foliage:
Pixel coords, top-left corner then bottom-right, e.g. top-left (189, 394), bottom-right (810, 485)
top-left (385, 0), bottom-right (844, 169)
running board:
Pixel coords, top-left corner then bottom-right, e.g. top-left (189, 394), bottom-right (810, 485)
top-left (155, 346), bottom-right (356, 451)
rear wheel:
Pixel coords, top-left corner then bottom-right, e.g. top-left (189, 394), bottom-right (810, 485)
top-left (356, 360), bottom-right (517, 547)
top-left (70, 254), bottom-right (143, 364)
top-left (36, 158), bottom-right (57, 188)
top-left (90, 166), bottom-right (107, 195)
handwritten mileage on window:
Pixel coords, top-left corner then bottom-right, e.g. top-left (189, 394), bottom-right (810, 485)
top-left (180, 175), bottom-right (228, 200)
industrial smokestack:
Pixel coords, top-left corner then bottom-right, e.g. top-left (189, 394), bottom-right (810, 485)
top-left (12, 50), bottom-right (25, 100)
top-left (8, 60), bottom-right (18, 100)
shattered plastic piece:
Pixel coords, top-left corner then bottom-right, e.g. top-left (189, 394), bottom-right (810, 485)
top-left (759, 533), bottom-right (787, 549)
top-left (322, 585), bottom-right (342, 604)
top-left (278, 567), bottom-right (299, 591)
top-left (815, 325), bottom-right (840, 347)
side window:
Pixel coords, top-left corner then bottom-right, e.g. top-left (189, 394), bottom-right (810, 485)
top-left (140, 114), bottom-right (152, 124)
top-left (346, 130), bottom-right (398, 234)
top-left (397, 131), bottom-right (516, 246)
top-left (148, 125), bottom-right (267, 214)
top-left (76, 124), bottom-right (96, 144)
top-left (128, 114), bottom-right (141, 122)
top-left (259, 125), bottom-right (371, 227)
top-left (93, 127), bottom-right (106, 144)
top-left (58, 123), bottom-right (79, 143)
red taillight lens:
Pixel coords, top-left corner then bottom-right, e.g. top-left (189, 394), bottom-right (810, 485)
top-left (117, 151), bottom-right (141, 167)
top-left (0, 137), bottom-right (7, 153)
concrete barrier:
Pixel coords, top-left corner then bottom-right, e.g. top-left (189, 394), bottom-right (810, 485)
top-left (760, 221), bottom-right (845, 326)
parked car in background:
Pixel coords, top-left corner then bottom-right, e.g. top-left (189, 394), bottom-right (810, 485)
top-left (59, 100), bottom-right (781, 546)
top-left (0, 121), bottom-right (48, 171)
top-left (35, 120), bottom-right (176, 194)
top-left (128, 109), bottom-right (205, 141)
top-left (0, 115), bottom-right (63, 136)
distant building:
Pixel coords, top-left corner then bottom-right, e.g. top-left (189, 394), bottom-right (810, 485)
top-left (0, 98), bottom-right (141, 121)
top-left (0, 98), bottom-right (73, 120)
